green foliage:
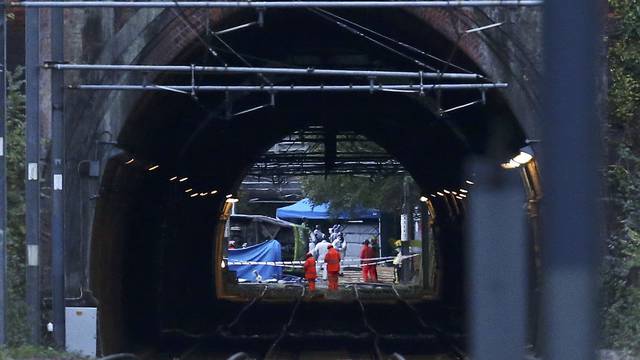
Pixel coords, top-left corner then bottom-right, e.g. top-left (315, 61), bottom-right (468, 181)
top-left (294, 138), bottom-right (420, 215)
top-left (603, 0), bottom-right (640, 354)
top-left (610, 66), bottom-right (640, 125)
top-left (301, 175), bottom-right (419, 216)
top-left (0, 345), bottom-right (87, 360)
top-left (603, 148), bottom-right (640, 354)
top-left (5, 67), bottom-right (29, 345)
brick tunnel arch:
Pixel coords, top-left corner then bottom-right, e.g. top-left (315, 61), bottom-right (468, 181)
top-left (65, 7), bottom-right (540, 355)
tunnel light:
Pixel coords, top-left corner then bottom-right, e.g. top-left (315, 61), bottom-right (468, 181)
top-left (185, 188), bottom-right (193, 193)
top-left (125, 158), bottom-right (135, 165)
top-left (179, 177), bottom-right (189, 182)
top-left (147, 165), bottom-right (160, 171)
top-left (169, 176), bottom-right (178, 181)
top-left (459, 189), bottom-right (468, 193)
top-left (226, 194), bottom-right (234, 199)
top-left (443, 189), bottom-right (451, 194)
top-left (502, 146), bottom-right (535, 169)
top-left (466, 180), bottom-right (475, 185)
top-left (221, 260), bottom-right (226, 269)
top-left (501, 159), bottom-right (520, 169)
top-left (456, 195), bottom-right (464, 200)
top-left (430, 194), bottom-right (437, 198)
top-left (513, 152), bottom-right (533, 164)
top-left (226, 197), bottom-right (239, 203)
top-left (200, 192), bottom-right (208, 196)
top-left (190, 193), bottom-right (199, 198)
top-left (452, 191), bottom-right (458, 195)
top-left (459, 193), bottom-right (467, 198)
top-left (211, 190), bottom-right (218, 195)
top-left (436, 192), bottom-right (445, 197)
top-left (419, 196), bottom-right (428, 202)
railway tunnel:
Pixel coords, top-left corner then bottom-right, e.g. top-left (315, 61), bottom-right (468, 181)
top-left (64, 7), bottom-right (542, 358)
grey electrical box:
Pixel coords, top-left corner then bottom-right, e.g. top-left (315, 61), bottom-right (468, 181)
top-left (65, 307), bottom-right (97, 357)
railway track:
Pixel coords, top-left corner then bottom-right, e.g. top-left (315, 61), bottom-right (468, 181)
top-left (149, 285), bottom-right (466, 360)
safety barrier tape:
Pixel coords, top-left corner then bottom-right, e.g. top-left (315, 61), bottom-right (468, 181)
top-left (225, 254), bottom-right (420, 268)
top-left (224, 254), bottom-right (414, 265)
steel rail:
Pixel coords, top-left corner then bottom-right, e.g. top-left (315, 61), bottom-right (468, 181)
top-left (390, 286), bottom-right (467, 360)
top-left (221, 285), bottom-right (269, 332)
top-left (11, 1), bottom-right (544, 8)
top-left (263, 286), bottom-right (305, 360)
top-left (68, 83), bottom-right (507, 92)
top-left (352, 285), bottom-right (384, 360)
top-left (46, 63), bottom-right (485, 80)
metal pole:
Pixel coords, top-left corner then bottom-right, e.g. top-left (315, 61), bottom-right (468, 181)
top-left (67, 83), bottom-right (508, 92)
top-left (50, 4), bottom-right (65, 348)
top-left (541, 0), bottom-right (602, 359)
top-left (48, 63), bottom-right (485, 80)
top-left (467, 162), bottom-right (527, 360)
top-left (11, 1), bottom-right (544, 8)
top-left (0, 2), bottom-right (8, 346)
top-left (25, 2), bottom-right (41, 344)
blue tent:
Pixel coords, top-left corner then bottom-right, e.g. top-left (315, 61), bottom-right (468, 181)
top-left (228, 239), bottom-right (283, 281)
top-left (276, 198), bottom-right (380, 221)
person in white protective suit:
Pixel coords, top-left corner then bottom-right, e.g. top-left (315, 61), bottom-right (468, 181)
top-left (312, 235), bottom-right (331, 281)
top-left (312, 225), bottom-right (325, 243)
top-left (332, 232), bottom-right (348, 275)
top-left (328, 226), bottom-right (338, 242)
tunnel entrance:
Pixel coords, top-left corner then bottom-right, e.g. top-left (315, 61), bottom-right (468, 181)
top-left (87, 8), bottom-right (534, 357)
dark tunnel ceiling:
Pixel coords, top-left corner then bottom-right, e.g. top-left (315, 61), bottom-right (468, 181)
top-left (118, 8), bottom-right (526, 193)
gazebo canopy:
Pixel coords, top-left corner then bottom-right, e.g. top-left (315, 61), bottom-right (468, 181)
top-left (276, 198), bottom-right (380, 221)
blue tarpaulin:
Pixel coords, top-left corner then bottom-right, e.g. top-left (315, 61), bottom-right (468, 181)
top-left (276, 198), bottom-right (380, 220)
top-left (228, 239), bottom-right (283, 281)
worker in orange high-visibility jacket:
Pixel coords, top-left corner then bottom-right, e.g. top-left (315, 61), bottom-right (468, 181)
top-left (324, 244), bottom-right (341, 291)
top-left (360, 239), bottom-right (376, 282)
top-left (303, 252), bottom-right (318, 292)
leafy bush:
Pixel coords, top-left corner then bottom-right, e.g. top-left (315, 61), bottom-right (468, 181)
top-left (5, 67), bottom-right (28, 345)
top-left (0, 345), bottom-right (86, 360)
top-left (602, 0), bottom-right (640, 355)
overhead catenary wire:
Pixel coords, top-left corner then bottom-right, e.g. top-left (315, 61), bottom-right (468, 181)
top-left (68, 83), bottom-right (508, 92)
top-left (168, 0), bottom-right (272, 111)
top-left (10, 1), bottom-right (545, 8)
top-left (170, 0), bottom-right (273, 116)
top-left (46, 63), bottom-right (487, 80)
top-left (309, 8), bottom-right (439, 72)
top-left (204, 18), bottom-right (273, 85)
top-left (170, 0), bottom-right (272, 86)
top-left (312, 8), bottom-right (475, 74)
top-left (167, 0), bottom-right (224, 63)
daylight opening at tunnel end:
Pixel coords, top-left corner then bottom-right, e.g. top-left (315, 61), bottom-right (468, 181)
top-left (219, 130), bottom-right (442, 300)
